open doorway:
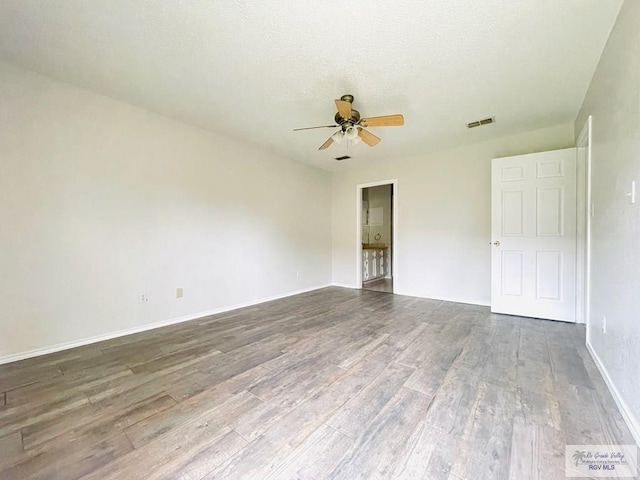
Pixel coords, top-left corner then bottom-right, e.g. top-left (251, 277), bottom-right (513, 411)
top-left (360, 183), bottom-right (394, 293)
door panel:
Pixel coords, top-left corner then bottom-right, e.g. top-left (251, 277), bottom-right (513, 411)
top-left (491, 148), bottom-right (577, 322)
top-left (501, 251), bottom-right (524, 296)
top-left (536, 251), bottom-right (562, 300)
top-left (502, 190), bottom-right (524, 236)
top-left (536, 187), bottom-right (563, 236)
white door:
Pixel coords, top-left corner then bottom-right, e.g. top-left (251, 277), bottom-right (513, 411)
top-left (491, 148), bottom-right (577, 322)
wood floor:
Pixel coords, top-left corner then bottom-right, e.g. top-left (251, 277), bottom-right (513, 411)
top-left (362, 278), bottom-right (393, 293)
top-left (0, 287), bottom-right (635, 480)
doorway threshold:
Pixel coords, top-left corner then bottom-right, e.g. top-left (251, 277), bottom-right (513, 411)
top-left (362, 278), bottom-right (393, 293)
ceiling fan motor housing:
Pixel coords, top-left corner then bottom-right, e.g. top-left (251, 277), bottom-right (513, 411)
top-left (335, 109), bottom-right (360, 128)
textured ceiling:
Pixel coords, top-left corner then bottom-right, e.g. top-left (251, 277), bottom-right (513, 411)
top-left (0, 1), bottom-right (622, 171)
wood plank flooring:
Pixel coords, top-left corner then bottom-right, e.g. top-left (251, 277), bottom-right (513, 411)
top-left (0, 287), bottom-right (635, 479)
top-left (362, 278), bottom-right (393, 293)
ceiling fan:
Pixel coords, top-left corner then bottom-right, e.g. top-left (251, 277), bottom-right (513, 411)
top-left (294, 94), bottom-right (404, 150)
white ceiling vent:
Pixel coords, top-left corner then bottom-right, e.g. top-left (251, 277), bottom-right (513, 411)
top-left (466, 117), bottom-right (495, 128)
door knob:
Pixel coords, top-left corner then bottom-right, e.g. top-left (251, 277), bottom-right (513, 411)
top-left (491, 240), bottom-right (501, 246)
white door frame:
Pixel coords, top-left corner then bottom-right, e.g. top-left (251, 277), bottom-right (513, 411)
top-left (356, 179), bottom-right (398, 292)
top-left (576, 116), bottom-right (593, 331)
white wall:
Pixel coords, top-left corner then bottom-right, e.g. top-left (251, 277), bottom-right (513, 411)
top-left (575, 0), bottom-right (640, 444)
top-left (332, 123), bottom-right (575, 304)
top-left (0, 61), bottom-right (332, 361)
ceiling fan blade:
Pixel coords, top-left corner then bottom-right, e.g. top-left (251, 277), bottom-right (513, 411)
top-left (360, 114), bottom-right (404, 127)
top-left (318, 137), bottom-right (334, 150)
top-left (293, 125), bottom-right (337, 131)
top-left (358, 128), bottom-right (381, 147)
top-left (335, 99), bottom-right (352, 120)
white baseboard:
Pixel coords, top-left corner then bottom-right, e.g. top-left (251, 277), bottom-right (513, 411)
top-left (586, 340), bottom-right (640, 447)
top-left (389, 290), bottom-right (491, 307)
top-left (331, 283), bottom-right (358, 289)
top-left (330, 284), bottom-right (490, 307)
top-left (409, 294), bottom-right (490, 307)
top-left (0, 283), bottom-right (331, 366)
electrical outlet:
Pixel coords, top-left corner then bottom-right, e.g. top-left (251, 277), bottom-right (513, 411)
top-left (176, 287), bottom-right (184, 299)
top-left (139, 294), bottom-right (149, 303)
top-left (602, 315), bottom-right (607, 334)
top-left (296, 270), bottom-right (300, 278)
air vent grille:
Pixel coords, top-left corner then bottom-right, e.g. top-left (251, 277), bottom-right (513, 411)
top-left (466, 117), bottom-right (495, 128)
top-left (334, 155), bottom-right (351, 161)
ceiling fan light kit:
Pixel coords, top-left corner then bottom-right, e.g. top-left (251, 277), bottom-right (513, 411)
top-left (331, 126), bottom-right (362, 146)
top-left (293, 94), bottom-right (404, 153)
top-left (344, 125), bottom-right (359, 140)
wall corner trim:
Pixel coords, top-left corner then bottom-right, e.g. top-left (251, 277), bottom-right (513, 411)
top-left (586, 340), bottom-right (640, 447)
top-left (0, 283), bottom-right (332, 366)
